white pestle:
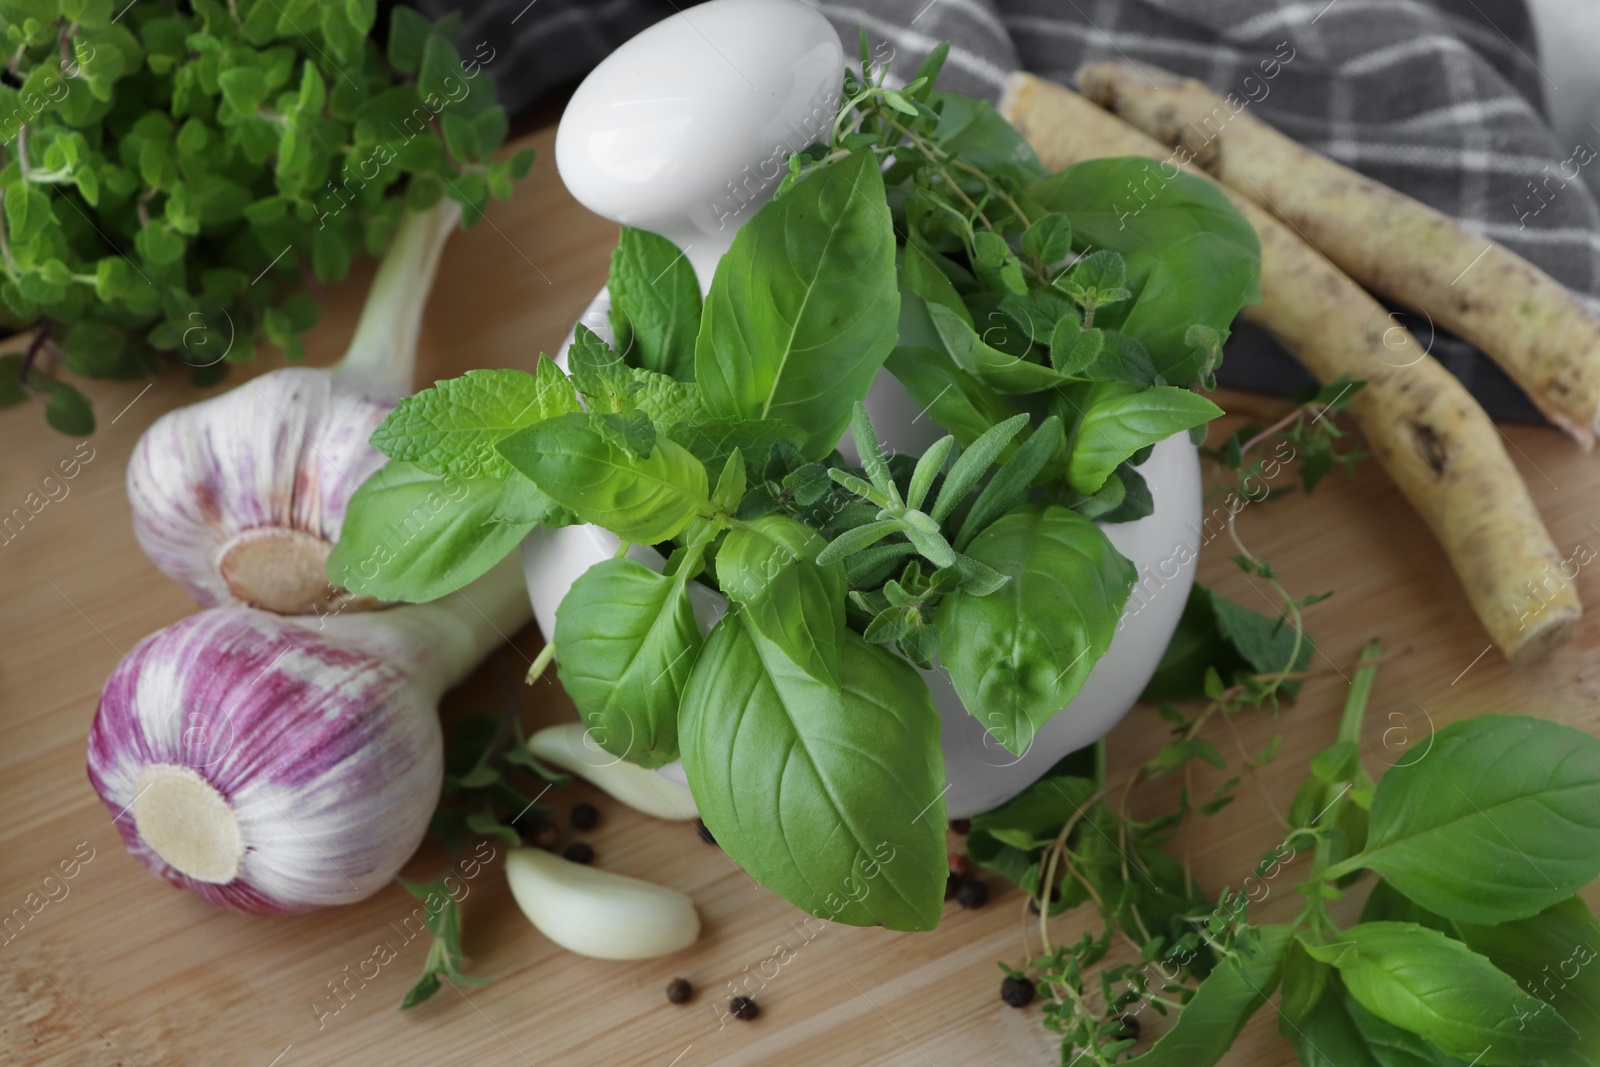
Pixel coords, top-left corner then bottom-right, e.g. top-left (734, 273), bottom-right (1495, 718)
top-left (526, 0), bottom-right (1205, 816)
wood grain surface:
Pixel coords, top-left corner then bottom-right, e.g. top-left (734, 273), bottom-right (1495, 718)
top-left (3, 127), bottom-right (1598, 1067)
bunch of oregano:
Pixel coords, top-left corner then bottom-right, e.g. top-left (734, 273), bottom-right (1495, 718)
top-left (0, 0), bottom-right (530, 433)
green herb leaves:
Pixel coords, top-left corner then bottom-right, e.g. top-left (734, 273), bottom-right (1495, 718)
top-left (553, 558), bottom-right (701, 769)
top-left (1068, 383), bottom-right (1222, 494)
top-left (696, 150), bottom-right (899, 458)
top-left (1325, 715), bottom-right (1600, 923)
top-left (498, 413), bottom-right (710, 544)
top-left (937, 505), bottom-right (1135, 755)
top-left (679, 615), bottom-right (947, 930)
top-left (1304, 922), bottom-right (1575, 1064)
top-left (609, 227), bottom-right (701, 380)
top-left (371, 361), bottom-right (581, 478)
top-left (8, 3), bottom-right (529, 430)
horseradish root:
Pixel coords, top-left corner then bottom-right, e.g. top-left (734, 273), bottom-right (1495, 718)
top-left (1000, 73), bottom-right (1579, 661)
top-left (505, 847), bottom-right (700, 960)
top-left (86, 557), bottom-right (530, 913)
top-left (127, 199), bottom-right (461, 614)
top-left (1074, 61), bottom-right (1600, 449)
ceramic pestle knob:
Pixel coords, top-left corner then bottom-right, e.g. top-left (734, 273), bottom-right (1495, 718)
top-left (554, 0), bottom-right (845, 290)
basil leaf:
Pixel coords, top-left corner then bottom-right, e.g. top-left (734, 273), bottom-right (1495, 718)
top-left (1068, 382), bottom-right (1222, 494)
top-left (1331, 715), bottom-right (1600, 923)
top-left (1027, 156), bottom-right (1258, 262)
top-left (328, 461), bottom-right (531, 602)
top-left (553, 558), bottom-right (701, 769)
top-left (679, 616), bottom-right (946, 931)
top-left (927, 90), bottom-right (1048, 191)
top-left (936, 505), bottom-right (1135, 756)
top-left (1305, 921), bottom-right (1574, 1065)
top-left (696, 150), bottom-right (899, 457)
top-left (1290, 979), bottom-right (1467, 1067)
top-left (608, 226), bottom-right (701, 380)
top-left (902, 240), bottom-right (971, 325)
top-left (370, 359), bottom-right (580, 477)
top-left (883, 344), bottom-right (1020, 448)
top-left (716, 514), bottom-right (846, 688)
top-left (1120, 231), bottom-right (1261, 384)
top-left (928, 301), bottom-right (1069, 395)
top-left (1120, 924), bottom-right (1291, 1067)
top-left (1455, 897), bottom-right (1600, 1066)
top-left (491, 473), bottom-right (568, 526)
top-left (659, 415), bottom-right (805, 475)
top-left (497, 411), bottom-right (710, 544)
top-left (969, 774), bottom-right (1096, 850)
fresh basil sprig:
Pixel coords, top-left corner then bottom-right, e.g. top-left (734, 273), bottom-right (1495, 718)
top-left (332, 37), bottom-right (1263, 930)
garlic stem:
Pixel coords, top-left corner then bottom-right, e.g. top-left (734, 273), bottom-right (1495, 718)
top-left (334, 197), bottom-right (463, 399)
top-left (297, 554), bottom-right (531, 700)
top-left (526, 723), bottom-right (699, 821)
top-left (505, 847), bottom-right (700, 960)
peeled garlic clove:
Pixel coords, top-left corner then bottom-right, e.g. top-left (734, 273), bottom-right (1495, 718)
top-left (129, 369), bottom-right (392, 613)
top-left (505, 847), bottom-right (699, 960)
top-left (527, 723), bottom-right (699, 820)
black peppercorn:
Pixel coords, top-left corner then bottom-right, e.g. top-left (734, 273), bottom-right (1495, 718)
top-left (945, 871), bottom-right (961, 900)
top-left (949, 818), bottom-right (971, 835)
top-left (729, 995), bottom-right (759, 1021)
top-left (954, 878), bottom-right (988, 909)
top-left (570, 802), bottom-right (599, 831)
top-left (666, 978), bottom-right (693, 1004)
top-left (531, 820), bottom-right (560, 851)
top-left (563, 841), bottom-right (594, 864)
top-left (697, 819), bottom-right (716, 845)
top-left (1000, 975), bottom-right (1035, 1008)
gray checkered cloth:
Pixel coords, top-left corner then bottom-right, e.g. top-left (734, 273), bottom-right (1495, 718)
top-left (413, 0), bottom-right (1600, 423)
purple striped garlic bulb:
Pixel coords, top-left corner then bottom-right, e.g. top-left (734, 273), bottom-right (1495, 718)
top-left (86, 557), bottom-right (529, 914)
top-left (127, 199), bottom-right (461, 615)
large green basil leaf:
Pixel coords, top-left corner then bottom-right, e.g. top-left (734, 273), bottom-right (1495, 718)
top-left (678, 616), bottom-right (946, 930)
top-left (553, 558), bottom-right (701, 769)
top-left (1455, 897), bottom-right (1600, 1066)
top-left (1304, 922), bottom-right (1575, 1065)
top-left (883, 344), bottom-right (1020, 448)
top-left (1120, 231), bottom-right (1260, 384)
top-left (1068, 382), bottom-right (1222, 494)
top-left (369, 358), bottom-right (580, 477)
top-left (608, 226), bottom-right (701, 380)
top-left (328, 460), bottom-right (532, 602)
top-left (1027, 157), bottom-right (1258, 261)
top-left (928, 90), bottom-right (1048, 191)
top-left (936, 505), bottom-right (1135, 756)
top-left (695, 150), bottom-right (899, 457)
top-left (1290, 978), bottom-right (1470, 1067)
top-left (716, 514), bottom-right (846, 688)
top-left (1120, 925), bottom-right (1291, 1067)
top-left (497, 411), bottom-right (710, 544)
top-left (1329, 715), bottom-right (1600, 923)
top-left (928, 301), bottom-right (1070, 395)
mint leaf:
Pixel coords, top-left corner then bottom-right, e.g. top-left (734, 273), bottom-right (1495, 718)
top-left (370, 359), bottom-right (580, 477)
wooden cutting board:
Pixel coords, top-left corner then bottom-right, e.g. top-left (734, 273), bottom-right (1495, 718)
top-left (3, 126), bottom-right (1598, 1067)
